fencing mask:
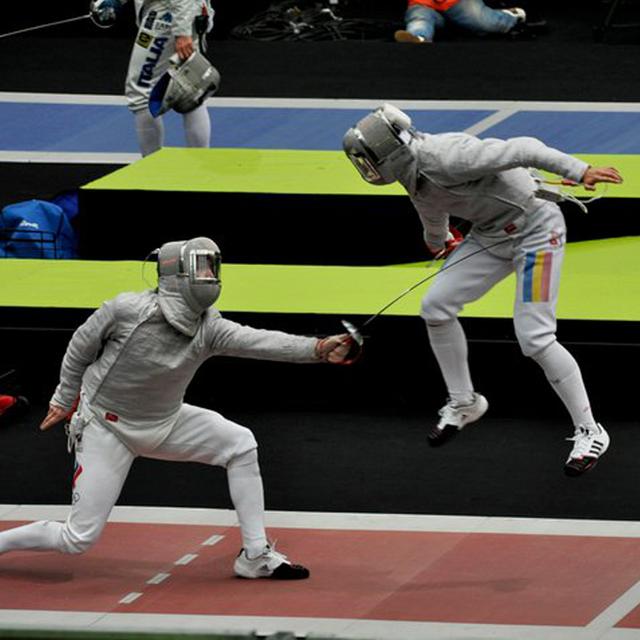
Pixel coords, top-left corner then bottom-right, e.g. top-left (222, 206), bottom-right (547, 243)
top-left (149, 51), bottom-right (221, 118)
top-left (343, 104), bottom-right (415, 185)
top-left (157, 237), bottom-right (222, 336)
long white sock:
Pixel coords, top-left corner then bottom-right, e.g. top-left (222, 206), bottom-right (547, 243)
top-left (0, 520), bottom-right (63, 554)
top-left (532, 341), bottom-right (597, 428)
top-left (427, 319), bottom-right (474, 405)
top-left (182, 105), bottom-right (211, 148)
top-left (227, 448), bottom-right (267, 558)
top-left (134, 110), bottom-right (164, 156)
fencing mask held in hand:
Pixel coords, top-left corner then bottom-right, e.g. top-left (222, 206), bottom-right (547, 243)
top-left (149, 51), bottom-right (221, 117)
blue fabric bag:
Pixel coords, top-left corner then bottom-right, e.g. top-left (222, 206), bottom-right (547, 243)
top-left (0, 199), bottom-right (78, 259)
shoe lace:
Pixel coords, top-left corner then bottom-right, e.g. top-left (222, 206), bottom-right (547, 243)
top-left (264, 540), bottom-right (289, 569)
top-left (566, 426), bottom-right (595, 457)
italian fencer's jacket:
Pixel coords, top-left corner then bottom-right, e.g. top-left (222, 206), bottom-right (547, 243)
top-left (128, 0), bottom-right (211, 36)
top-left (398, 133), bottom-right (589, 249)
top-left (51, 290), bottom-right (318, 448)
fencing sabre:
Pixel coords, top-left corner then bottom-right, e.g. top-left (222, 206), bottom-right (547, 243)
top-left (0, 14), bottom-right (91, 40)
top-left (339, 236), bottom-right (513, 363)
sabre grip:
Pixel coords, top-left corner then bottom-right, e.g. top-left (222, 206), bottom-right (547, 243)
top-left (315, 334), bottom-right (355, 365)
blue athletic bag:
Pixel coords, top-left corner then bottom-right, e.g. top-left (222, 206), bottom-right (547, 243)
top-left (0, 199), bottom-right (78, 259)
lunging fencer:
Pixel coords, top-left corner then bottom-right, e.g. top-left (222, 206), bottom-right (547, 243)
top-left (90, 0), bottom-right (219, 156)
top-left (0, 237), bottom-right (353, 578)
top-left (343, 104), bottom-right (623, 476)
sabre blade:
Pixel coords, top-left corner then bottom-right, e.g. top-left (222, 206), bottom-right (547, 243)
top-left (0, 14), bottom-right (90, 40)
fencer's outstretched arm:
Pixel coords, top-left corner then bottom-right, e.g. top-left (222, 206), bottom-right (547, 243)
top-left (209, 316), bottom-right (351, 364)
top-left (422, 134), bottom-right (590, 185)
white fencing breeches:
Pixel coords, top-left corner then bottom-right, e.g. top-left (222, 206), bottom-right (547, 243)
top-left (0, 403), bottom-right (258, 556)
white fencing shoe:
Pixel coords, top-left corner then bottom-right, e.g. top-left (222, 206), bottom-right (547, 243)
top-left (234, 543), bottom-right (310, 580)
top-left (428, 393), bottom-right (489, 447)
top-left (564, 423), bottom-right (610, 477)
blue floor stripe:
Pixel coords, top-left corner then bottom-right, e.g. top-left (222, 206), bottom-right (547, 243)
top-left (482, 111), bottom-right (640, 154)
top-left (1, 102), bottom-right (639, 153)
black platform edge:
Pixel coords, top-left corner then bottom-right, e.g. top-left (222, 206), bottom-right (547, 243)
top-left (77, 186), bottom-right (640, 263)
top-left (0, 163), bottom-right (124, 212)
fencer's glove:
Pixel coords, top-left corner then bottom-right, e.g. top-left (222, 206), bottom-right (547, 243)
top-left (315, 334), bottom-right (355, 365)
top-left (89, 0), bottom-right (122, 28)
top-left (429, 226), bottom-right (463, 260)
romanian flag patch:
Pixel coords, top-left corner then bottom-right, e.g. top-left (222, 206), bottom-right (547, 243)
top-left (523, 251), bottom-right (552, 302)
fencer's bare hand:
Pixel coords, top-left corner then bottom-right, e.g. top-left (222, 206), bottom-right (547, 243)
top-left (581, 166), bottom-right (623, 191)
top-left (316, 334), bottom-right (353, 364)
top-left (39, 404), bottom-right (68, 431)
top-left (175, 36), bottom-right (194, 61)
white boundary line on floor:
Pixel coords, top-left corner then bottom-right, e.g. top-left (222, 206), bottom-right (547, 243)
top-left (589, 580), bottom-right (640, 631)
top-left (0, 151), bottom-right (139, 164)
top-left (0, 610), bottom-right (638, 640)
top-left (2, 504), bottom-right (640, 537)
top-left (2, 92), bottom-right (640, 111)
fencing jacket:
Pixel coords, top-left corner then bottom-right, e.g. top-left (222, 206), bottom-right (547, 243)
top-left (400, 133), bottom-right (589, 250)
top-left (51, 290), bottom-right (318, 449)
top-left (128, 0), bottom-right (209, 36)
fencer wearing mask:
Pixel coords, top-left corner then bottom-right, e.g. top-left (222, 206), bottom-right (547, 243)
top-left (90, 0), bottom-right (218, 156)
top-left (344, 104), bottom-right (622, 476)
top-left (0, 237), bottom-right (353, 579)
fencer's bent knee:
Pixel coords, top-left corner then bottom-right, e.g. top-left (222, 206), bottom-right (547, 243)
top-left (59, 521), bottom-right (102, 555)
top-left (515, 326), bottom-right (556, 358)
top-left (420, 295), bottom-right (457, 325)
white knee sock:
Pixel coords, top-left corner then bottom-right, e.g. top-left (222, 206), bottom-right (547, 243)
top-left (532, 341), bottom-right (597, 428)
top-left (227, 449), bottom-right (267, 558)
top-left (0, 520), bottom-right (63, 554)
top-left (427, 319), bottom-right (474, 405)
top-left (134, 110), bottom-right (164, 156)
top-left (182, 105), bottom-right (210, 148)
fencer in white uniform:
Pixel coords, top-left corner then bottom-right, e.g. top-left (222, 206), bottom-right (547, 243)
top-left (0, 237), bottom-right (353, 579)
top-left (92, 0), bottom-right (214, 156)
top-left (343, 104), bottom-right (623, 476)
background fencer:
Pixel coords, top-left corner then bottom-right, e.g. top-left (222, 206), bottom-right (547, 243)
top-left (344, 104), bottom-right (623, 477)
top-left (0, 237), bottom-right (353, 579)
top-left (91, 0), bottom-right (215, 156)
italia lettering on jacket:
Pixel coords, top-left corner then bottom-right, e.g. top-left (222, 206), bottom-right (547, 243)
top-left (137, 37), bottom-right (169, 87)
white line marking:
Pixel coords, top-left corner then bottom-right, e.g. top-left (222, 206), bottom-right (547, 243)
top-left (174, 553), bottom-right (198, 566)
top-left (2, 505), bottom-right (640, 538)
top-left (3, 610), bottom-right (635, 639)
top-left (464, 108), bottom-right (518, 136)
top-left (587, 579), bottom-right (640, 630)
top-left (1, 92), bottom-right (640, 111)
top-left (201, 534), bottom-right (224, 546)
top-left (0, 151), bottom-right (138, 164)
top-left (118, 592), bottom-right (142, 605)
top-left (146, 573), bottom-right (171, 585)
